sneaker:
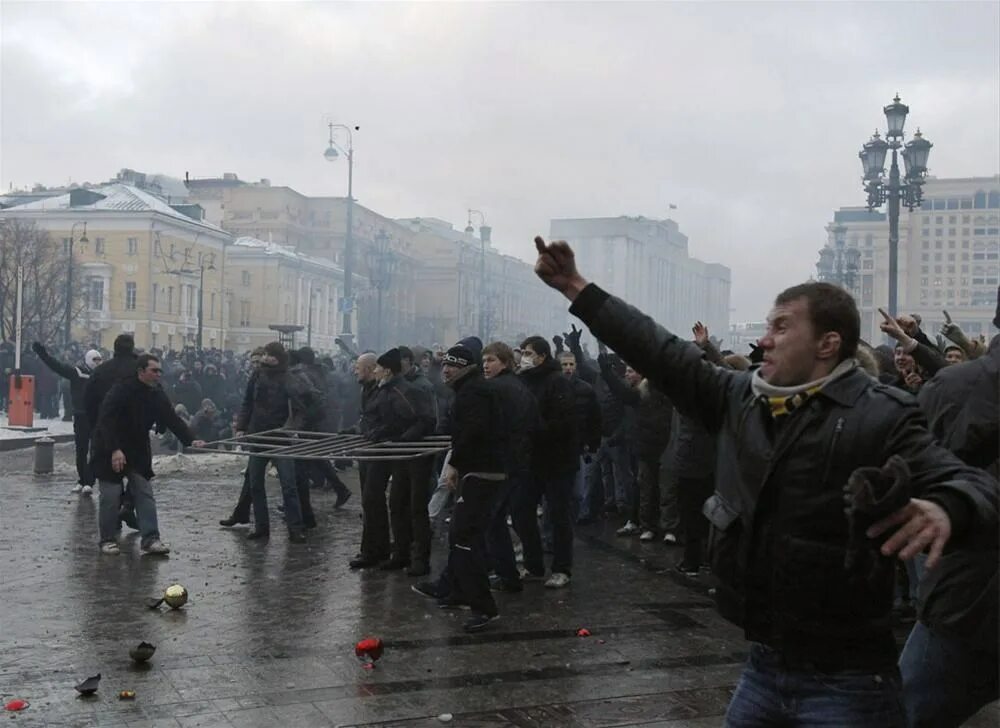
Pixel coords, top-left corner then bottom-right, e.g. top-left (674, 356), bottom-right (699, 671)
top-left (616, 521), bottom-right (639, 537)
top-left (662, 532), bottom-right (678, 545)
top-left (411, 581), bottom-right (446, 600)
top-left (544, 572), bottom-right (571, 589)
top-left (349, 555), bottom-right (381, 569)
top-left (463, 613), bottom-right (499, 633)
top-left (437, 597), bottom-right (471, 610)
top-left (100, 542), bottom-right (120, 555)
top-left (378, 557), bottom-right (409, 571)
top-left (81, 485), bottom-right (93, 496)
top-left (517, 567), bottom-right (546, 582)
top-left (141, 540), bottom-right (170, 556)
top-left (639, 530), bottom-right (656, 542)
top-left (71, 484), bottom-right (83, 494)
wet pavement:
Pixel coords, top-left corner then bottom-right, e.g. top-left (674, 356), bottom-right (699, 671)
top-left (1, 444), bottom-right (995, 727)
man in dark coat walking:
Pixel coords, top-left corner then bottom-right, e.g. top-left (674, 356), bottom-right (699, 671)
top-left (93, 353), bottom-right (204, 555)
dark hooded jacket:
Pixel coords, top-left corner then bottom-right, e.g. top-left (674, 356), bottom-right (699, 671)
top-left (568, 375), bottom-right (602, 454)
top-left (519, 356), bottom-right (578, 476)
top-left (600, 360), bottom-right (673, 460)
top-left (570, 282), bottom-right (998, 671)
top-left (92, 377), bottom-right (194, 482)
top-left (236, 361), bottom-right (321, 434)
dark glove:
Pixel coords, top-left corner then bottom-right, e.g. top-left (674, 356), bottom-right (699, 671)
top-left (31, 342), bottom-right (45, 356)
top-left (843, 455), bottom-right (912, 582)
top-left (564, 324), bottom-right (582, 351)
top-left (552, 335), bottom-right (564, 354)
top-left (597, 353), bottom-right (611, 373)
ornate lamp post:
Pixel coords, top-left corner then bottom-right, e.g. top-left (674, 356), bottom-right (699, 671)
top-left (858, 94), bottom-right (933, 316)
top-left (816, 223), bottom-right (861, 291)
top-left (324, 121), bottom-right (359, 346)
top-left (365, 229), bottom-right (396, 351)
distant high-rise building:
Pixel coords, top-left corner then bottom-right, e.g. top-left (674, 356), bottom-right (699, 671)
top-left (823, 175), bottom-right (1000, 344)
top-left (549, 216), bottom-right (731, 340)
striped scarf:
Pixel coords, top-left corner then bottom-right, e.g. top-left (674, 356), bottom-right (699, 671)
top-left (750, 359), bottom-right (857, 418)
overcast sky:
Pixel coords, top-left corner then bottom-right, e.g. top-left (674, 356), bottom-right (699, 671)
top-left (2, 1), bottom-right (998, 323)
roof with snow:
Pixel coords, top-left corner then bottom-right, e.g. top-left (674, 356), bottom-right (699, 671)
top-left (1, 184), bottom-right (228, 234)
top-left (230, 237), bottom-right (348, 275)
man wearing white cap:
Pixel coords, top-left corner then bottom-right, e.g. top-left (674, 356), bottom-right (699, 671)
top-left (32, 341), bottom-right (103, 494)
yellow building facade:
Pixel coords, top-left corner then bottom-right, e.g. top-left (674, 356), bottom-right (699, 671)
top-left (0, 185), bottom-right (231, 350)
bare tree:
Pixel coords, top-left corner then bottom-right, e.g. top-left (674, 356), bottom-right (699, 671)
top-left (0, 219), bottom-right (86, 345)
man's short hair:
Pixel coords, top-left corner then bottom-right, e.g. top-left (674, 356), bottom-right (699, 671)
top-left (137, 353), bottom-right (160, 371)
top-left (520, 336), bottom-right (551, 360)
top-left (559, 351), bottom-right (576, 361)
top-left (482, 341), bottom-right (515, 369)
top-left (774, 282), bottom-right (860, 362)
top-left (397, 346), bottom-right (414, 364)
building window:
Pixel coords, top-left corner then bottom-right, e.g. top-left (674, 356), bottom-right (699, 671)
top-left (935, 229), bottom-right (943, 237)
top-left (89, 279), bottom-right (104, 310)
top-left (168, 286), bottom-right (174, 314)
top-left (125, 282), bottom-right (137, 310)
top-left (921, 265), bottom-right (929, 273)
top-left (240, 300), bottom-right (251, 327)
top-left (948, 229), bottom-right (956, 237)
top-left (242, 270), bottom-right (251, 286)
top-left (921, 253), bottom-right (929, 261)
top-left (95, 238), bottom-right (105, 255)
top-left (935, 216), bottom-right (943, 225)
top-left (921, 229), bottom-right (929, 239)
top-left (920, 278), bottom-right (928, 286)
top-left (128, 237), bottom-right (138, 255)
top-left (948, 253), bottom-right (956, 261)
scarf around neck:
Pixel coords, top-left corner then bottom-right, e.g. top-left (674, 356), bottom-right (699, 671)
top-left (751, 358), bottom-right (857, 417)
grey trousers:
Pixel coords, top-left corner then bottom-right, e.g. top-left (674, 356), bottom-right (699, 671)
top-left (99, 473), bottom-right (159, 547)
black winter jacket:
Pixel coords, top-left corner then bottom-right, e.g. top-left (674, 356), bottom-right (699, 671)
top-left (489, 369), bottom-right (540, 476)
top-left (85, 352), bottom-right (139, 427)
top-left (519, 358), bottom-right (578, 476)
top-left (448, 368), bottom-right (507, 476)
top-left (571, 283), bottom-right (998, 670)
top-left (368, 375), bottom-right (435, 443)
top-left (915, 338), bottom-right (999, 649)
top-left (35, 347), bottom-right (92, 414)
top-left (570, 343), bottom-right (624, 438)
top-left (568, 375), bottom-right (602, 454)
top-left (600, 364), bottom-right (673, 460)
top-left (236, 364), bottom-right (320, 434)
top-left (92, 377), bottom-right (194, 482)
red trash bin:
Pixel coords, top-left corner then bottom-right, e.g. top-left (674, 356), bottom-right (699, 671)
top-left (7, 374), bottom-right (35, 427)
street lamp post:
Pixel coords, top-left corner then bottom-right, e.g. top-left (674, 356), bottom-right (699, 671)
top-left (64, 222), bottom-right (88, 345)
top-left (464, 210), bottom-right (491, 341)
top-left (816, 223), bottom-right (862, 291)
top-left (858, 94), bottom-right (933, 317)
top-left (365, 229), bottom-right (396, 352)
top-left (173, 250), bottom-right (215, 351)
top-left (306, 287), bottom-right (318, 346)
top-left (324, 122), bottom-right (359, 347)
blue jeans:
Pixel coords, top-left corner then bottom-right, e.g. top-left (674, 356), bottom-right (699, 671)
top-left (725, 644), bottom-right (905, 727)
top-left (899, 621), bottom-right (999, 728)
top-left (99, 474), bottom-right (159, 548)
top-left (248, 455), bottom-right (302, 532)
top-left (597, 438), bottom-right (632, 509)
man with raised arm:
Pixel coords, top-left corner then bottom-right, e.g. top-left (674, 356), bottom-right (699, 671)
top-left (532, 236), bottom-right (997, 728)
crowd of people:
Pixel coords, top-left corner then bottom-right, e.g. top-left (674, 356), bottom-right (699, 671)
top-left (4, 234), bottom-right (997, 727)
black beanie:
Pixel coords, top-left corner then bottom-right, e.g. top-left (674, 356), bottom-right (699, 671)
top-left (298, 347), bottom-right (316, 365)
top-left (443, 344), bottom-right (479, 368)
top-left (377, 348), bottom-right (402, 374)
top-left (113, 334), bottom-right (135, 355)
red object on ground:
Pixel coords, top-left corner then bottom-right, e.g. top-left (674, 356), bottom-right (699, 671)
top-left (6, 375), bottom-right (35, 427)
top-left (355, 637), bottom-right (384, 662)
top-left (576, 628), bottom-right (591, 637)
top-left (4, 699), bottom-right (29, 711)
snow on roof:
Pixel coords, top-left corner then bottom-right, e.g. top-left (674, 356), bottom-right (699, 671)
top-left (2, 184), bottom-right (228, 234)
top-left (230, 237), bottom-right (346, 274)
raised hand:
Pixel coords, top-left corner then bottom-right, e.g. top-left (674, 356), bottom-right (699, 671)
top-left (878, 308), bottom-right (909, 343)
top-left (564, 323), bottom-right (582, 350)
top-left (534, 236), bottom-right (587, 301)
top-left (692, 322), bottom-right (709, 346)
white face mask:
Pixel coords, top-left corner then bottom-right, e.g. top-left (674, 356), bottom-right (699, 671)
top-left (519, 356), bottom-right (536, 372)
